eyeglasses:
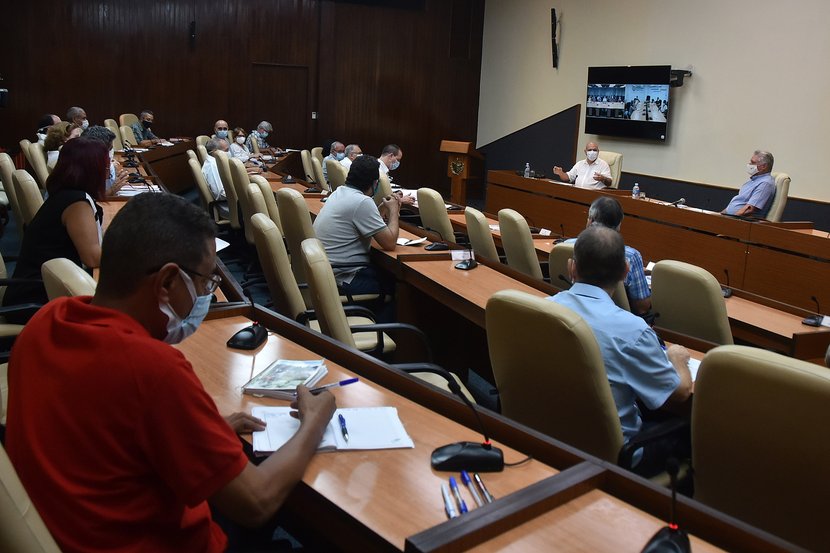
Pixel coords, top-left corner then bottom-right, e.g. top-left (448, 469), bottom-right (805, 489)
top-left (180, 266), bottom-right (222, 294)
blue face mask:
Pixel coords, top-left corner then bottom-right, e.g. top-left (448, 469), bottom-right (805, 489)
top-left (258, 131), bottom-right (269, 139)
top-left (216, 130), bottom-right (228, 139)
top-left (159, 269), bottom-right (211, 344)
top-left (335, 152), bottom-right (346, 161)
top-left (389, 159), bottom-right (400, 171)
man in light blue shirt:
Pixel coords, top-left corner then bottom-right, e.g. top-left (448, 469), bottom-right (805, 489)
top-left (723, 150), bottom-right (776, 218)
top-left (550, 226), bottom-right (692, 475)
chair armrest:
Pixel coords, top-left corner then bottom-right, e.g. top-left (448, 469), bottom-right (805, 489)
top-left (342, 304), bottom-right (376, 320)
top-left (617, 417), bottom-right (689, 469)
top-left (348, 322), bottom-right (433, 362)
top-left (393, 363), bottom-right (461, 395)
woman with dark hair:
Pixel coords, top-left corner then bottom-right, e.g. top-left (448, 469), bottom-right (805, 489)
top-left (4, 137), bottom-right (107, 311)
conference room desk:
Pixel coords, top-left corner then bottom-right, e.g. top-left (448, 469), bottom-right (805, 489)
top-left (175, 305), bottom-right (790, 552)
top-left (484, 170), bottom-right (830, 313)
top-left (135, 140), bottom-right (194, 193)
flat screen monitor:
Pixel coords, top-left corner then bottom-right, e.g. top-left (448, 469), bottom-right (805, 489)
top-left (585, 65), bottom-right (671, 141)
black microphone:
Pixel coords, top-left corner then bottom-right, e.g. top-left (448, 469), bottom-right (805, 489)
top-left (721, 269), bottom-right (732, 298)
top-left (640, 458), bottom-right (690, 553)
top-left (668, 198), bottom-right (686, 207)
top-left (428, 366), bottom-right (504, 472)
top-left (455, 248), bottom-right (478, 271)
top-left (802, 296), bottom-right (824, 327)
top-left (560, 223), bottom-right (565, 238)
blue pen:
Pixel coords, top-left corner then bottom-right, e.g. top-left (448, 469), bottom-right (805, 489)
top-left (338, 413), bottom-right (349, 442)
top-left (448, 476), bottom-right (468, 514)
top-left (307, 377), bottom-right (359, 395)
top-left (461, 471), bottom-right (483, 507)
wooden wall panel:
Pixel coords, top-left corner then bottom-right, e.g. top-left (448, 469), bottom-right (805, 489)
top-left (0, 0), bottom-right (483, 193)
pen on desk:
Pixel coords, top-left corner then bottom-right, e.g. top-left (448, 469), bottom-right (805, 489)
top-left (307, 377), bottom-right (359, 395)
top-left (448, 476), bottom-right (468, 514)
top-left (461, 470), bottom-right (483, 507)
top-left (474, 473), bottom-right (494, 503)
top-left (337, 413), bottom-right (349, 442)
top-left (441, 484), bottom-right (458, 519)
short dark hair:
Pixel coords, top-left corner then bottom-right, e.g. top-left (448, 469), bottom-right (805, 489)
top-left (96, 194), bottom-right (216, 297)
top-left (573, 226), bottom-right (627, 289)
top-left (81, 125), bottom-right (116, 148)
top-left (46, 137), bottom-right (108, 200)
top-left (139, 109), bottom-right (154, 118)
top-left (345, 155), bottom-right (380, 191)
top-left (380, 144), bottom-right (400, 157)
top-left (588, 196), bottom-right (623, 230)
top-left (37, 114), bottom-right (55, 133)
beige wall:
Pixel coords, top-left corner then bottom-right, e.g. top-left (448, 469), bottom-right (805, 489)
top-left (478, 0), bottom-right (828, 201)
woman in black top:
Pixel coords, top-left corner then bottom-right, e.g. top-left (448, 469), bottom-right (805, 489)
top-left (4, 137), bottom-right (107, 312)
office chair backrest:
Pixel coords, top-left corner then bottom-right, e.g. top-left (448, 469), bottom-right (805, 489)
top-left (195, 135), bottom-right (210, 150)
top-left (19, 139), bottom-right (32, 168)
top-left (311, 147), bottom-right (324, 166)
top-left (418, 188), bottom-right (455, 243)
top-left (693, 345), bottom-right (830, 551)
top-left (372, 171), bottom-right (393, 207)
top-left (229, 158), bottom-right (255, 244)
top-left (499, 208), bottom-right (543, 279)
top-left (300, 238), bottom-right (356, 347)
top-left (27, 143), bottom-right (50, 189)
top-left (103, 119), bottom-right (123, 151)
top-left (251, 213), bottom-right (306, 320)
top-left (41, 258), bottom-right (97, 300)
top-left (767, 172), bottom-right (790, 223)
top-left (12, 170), bottom-right (44, 228)
top-left (119, 125), bottom-right (137, 148)
top-left (185, 149), bottom-right (198, 163)
top-left (250, 175), bottom-right (282, 232)
top-left (276, 187), bottom-right (316, 286)
top-left (325, 159), bottom-right (347, 191)
top-left (486, 290), bottom-right (623, 461)
top-left (300, 150), bottom-right (315, 184)
top-left (0, 442), bottom-right (62, 553)
top-left (548, 241), bottom-right (574, 290)
top-left (651, 260), bottom-right (733, 345)
top-left (311, 156), bottom-right (327, 191)
top-left (598, 150), bottom-right (623, 188)
top-left (464, 206), bottom-right (499, 261)
top-left (118, 113), bottom-right (139, 128)
top-left (188, 158), bottom-right (224, 224)
top-left (212, 151), bottom-right (240, 230)
top-left (247, 182), bottom-right (268, 221)
top-left (196, 144), bottom-right (209, 165)
top-left (0, 153), bottom-right (24, 237)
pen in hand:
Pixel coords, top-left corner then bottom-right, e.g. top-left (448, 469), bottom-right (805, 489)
top-left (338, 413), bottom-right (349, 442)
top-left (306, 377), bottom-right (359, 395)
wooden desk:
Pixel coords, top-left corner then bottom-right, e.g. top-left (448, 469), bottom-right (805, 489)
top-left (137, 140), bottom-right (194, 194)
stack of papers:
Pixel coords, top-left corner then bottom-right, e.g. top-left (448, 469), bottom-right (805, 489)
top-left (251, 406), bottom-right (414, 454)
top-left (396, 236), bottom-right (427, 246)
top-left (242, 359), bottom-right (328, 400)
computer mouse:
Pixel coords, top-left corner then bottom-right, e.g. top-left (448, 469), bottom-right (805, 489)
top-left (430, 441), bottom-right (504, 472)
top-left (227, 322), bottom-right (268, 350)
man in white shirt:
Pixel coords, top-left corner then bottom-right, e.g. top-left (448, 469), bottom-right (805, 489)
top-left (322, 141), bottom-right (345, 181)
top-left (378, 144), bottom-right (402, 176)
top-left (553, 142), bottom-right (612, 189)
top-left (340, 144), bottom-right (362, 169)
top-left (202, 137), bottom-right (230, 218)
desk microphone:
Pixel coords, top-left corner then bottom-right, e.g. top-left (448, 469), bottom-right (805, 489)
top-left (721, 269), bottom-right (733, 298)
top-left (560, 224), bottom-right (565, 239)
top-left (227, 290), bottom-right (268, 349)
top-left (454, 248), bottom-right (478, 271)
top-left (122, 140), bottom-right (139, 167)
top-left (668, 198), bottom-right (686, 207)
top-left (640, 458), bottom-right (690, 553)
top-left (428, 367), bottom-right (504, 473)
top-left (802, 296), bottom-right (824, 327)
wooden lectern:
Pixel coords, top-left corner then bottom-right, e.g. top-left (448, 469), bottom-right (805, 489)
top-left (440, 140), bottom-right (482, 205)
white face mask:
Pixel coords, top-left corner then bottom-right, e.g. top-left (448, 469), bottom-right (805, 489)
top-left (159, 269), bottom-right (211, 344)
top-left (586, 150), bottom-right (599, 162)
top-left (746, 163), bottom-right (758, 176)
top-left (236, 136), bottom-right (245, 145)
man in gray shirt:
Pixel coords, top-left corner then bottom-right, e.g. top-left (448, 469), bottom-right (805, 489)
top-left (313, 154), bottom-right (401, 320)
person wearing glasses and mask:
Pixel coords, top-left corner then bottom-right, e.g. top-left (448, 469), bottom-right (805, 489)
top-left (5, 193), bottom-right (336, 552)
top-left (246, 120), bottom-right (282, 155)
top-left (322, 140), bottom-right (345, 181)
top-left (721, 150), bottom-right (776, 218)
top-left (552, 141), bottom-right (612, 189)
top-left (130, 109), bottom-right (163, 147)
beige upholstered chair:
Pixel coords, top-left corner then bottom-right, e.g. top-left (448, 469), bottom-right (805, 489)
top-left (548, 241), bottom-right (574, 289)
top-left (41, 258), bottom-right (96, 300)
top-left (300, 237), bottom-right (473, 399)
top-left (212, 151), bottom-right (240, 230)
top-left (119, 125), bottom-right (137, 147)
top-left (326, 159), bottom-right (348, 191)
top-left (0, 153), bottom-right (24, 237)
top-left (372, 172), bottom-right (393, 206)
top-left (196, 144), bottom-right (209, 165)
top-left (598, 150), bottom-right (623, 188)
top-left (0, 442), bottom-right (62, 553)
top-left (195, 135), bottom-right (210, 150)
top-left (418, 188), bottom-right (456, 243)
top-left (250, 176), bottom-right (282, 232)
top-left (26, 143), bottom-right (50, 187)
top-left (651, 260), bottom-right (733, 345)
top-left (464, 207), bottom-right (499, 261)
top-left (250, 214), bottom-right (393, 354)
top-left (229, 158), bottom-right (256, 244)
top-left (486, 290), bottom-right (623, 461)
top-left (118, 113), bottom-right (139, 127)
top-left (18, 140), bottom-right (32, 167)
top-left (498, 208), bottom-right (542, 279)
top-left (300, 149), bottom-right (316, 184)
top-left (103, 118), bottom-right (123, 151)
top-left (188, 158), bottom-right (227, 226)
top-left (276, 187), bottom-right (316, 287)
top-left (311, 146), bottom-right (324, 166)
top-left (12, 170), bottom-right (44, 228)
top-left (249, 135), bottom-right (260, 155)
top-left (185, 149), bottom-right (198, 163)
top-left (693, 345), bottom-right (830, 551)
top-left (311, 156), bottom-right (327, 191)
top-left (766, 172), bottom-right (790, 222)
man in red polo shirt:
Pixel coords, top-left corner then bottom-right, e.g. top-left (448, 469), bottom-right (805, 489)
top-left (6, 193), bottom-right (335, 552)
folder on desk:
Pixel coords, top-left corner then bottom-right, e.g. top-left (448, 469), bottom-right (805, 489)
top-left (251, 406), bottom-right (414, 455)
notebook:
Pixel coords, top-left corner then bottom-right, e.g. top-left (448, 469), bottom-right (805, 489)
top-left (242, 359), bottom-right (328, 400)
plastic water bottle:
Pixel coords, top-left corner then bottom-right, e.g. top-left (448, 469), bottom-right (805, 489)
top-left (632, 182), bottom-right (640, 200)
top-left (524, 163), bottom-right (531, 178)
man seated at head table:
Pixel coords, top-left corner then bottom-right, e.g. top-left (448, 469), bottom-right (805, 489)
top-left (552, 141), bottom-right (612, 189)
top-left (563, 197), bottom-right (652, 317)
top-left (130, 109), bottom-right (165, 147)
top-left (721, 150), bottom-right (776, 218)
top-left (5, 193), bottom-right (336, 552)
top-left (548, 226), bottom-right (692, 477)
